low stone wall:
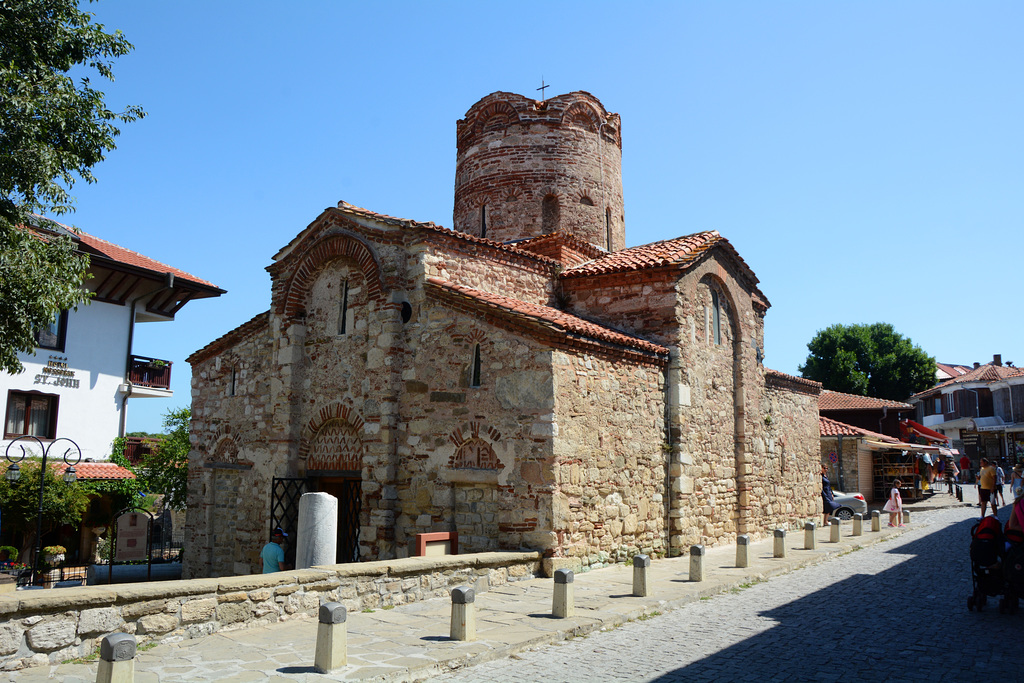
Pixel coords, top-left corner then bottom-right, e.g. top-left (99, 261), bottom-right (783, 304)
top-left (0, 551), bottom-right (541, 671)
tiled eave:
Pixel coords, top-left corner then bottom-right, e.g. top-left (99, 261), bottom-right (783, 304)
top-left (425, 278), bottom-right (669, 368)
top-left (187, 311), bottom-right (270, 365)
top-left (766, 368), bottom-right (821, 396)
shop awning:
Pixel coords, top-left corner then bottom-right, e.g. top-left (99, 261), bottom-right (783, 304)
top-left (863, 439), bottom-right (943, 453)
top-left (900, 419), bottom-right (950, 444)
top-left (939, 448), bottom-right (960, 457)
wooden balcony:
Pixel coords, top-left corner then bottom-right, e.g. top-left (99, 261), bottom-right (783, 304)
top-left (128, 355), bottom-right (173, 390)
top-left (124, 436), bottom-right (163, 465)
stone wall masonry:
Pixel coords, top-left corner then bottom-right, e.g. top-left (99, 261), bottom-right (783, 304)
top-left (550, 351), bottom-right (668, 570)
top-left (562, 272), bottom-right (681, 346)
top-left (186, 317), bottom-right (278, 580)
top-left (393, 303), bottom-right (558, 557)
top-left (0, 552), bottom-right (541, 671)
top-left (820, 436), bottom-right (862, 497)
top-left (420, 242), bottom-right (556, 306)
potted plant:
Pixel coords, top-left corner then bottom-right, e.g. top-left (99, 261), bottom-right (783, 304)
top-left (42, 545), bottom-right (66, 566)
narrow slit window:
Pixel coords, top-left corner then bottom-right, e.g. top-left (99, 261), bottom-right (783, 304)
top-left (605, 208), bottom-right (612, 250)
top-left (480, 205), bottom-right (487, 239)
top-left (229, 367), bottom-right (236, 397)
top-left (470, 343), bottom-right (482, 387)
top-left (338, 279), bottom-right (349, 335)
top-left (711, 291), bottom-right (722, 345)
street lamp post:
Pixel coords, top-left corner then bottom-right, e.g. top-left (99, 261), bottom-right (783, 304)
top-left (4, 436), bottom-right (82, 586)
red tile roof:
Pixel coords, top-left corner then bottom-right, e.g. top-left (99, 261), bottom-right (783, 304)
top-left (820, 416), bottom-right (899, 442)
top-left (425, 278), bottom-right (669, 364)
top-left (512, 231), bottom-right (606, 266)
top-left (56, 462), bottom-right (135, 480)
top-left (935, 362), bottom-right (971, 379)
top-left (819, 390), bottom-right (913, 411)
top-left (913, 362), bottom-right (1024, 398)
top-left (562, 231), bottom-right (723, 277)
top-left (187, 310), bottom-right (270, 364)
top-left (32, 217), bottom-right (220, 290)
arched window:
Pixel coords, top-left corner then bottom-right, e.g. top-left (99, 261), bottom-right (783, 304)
top-left (541, 195), bottom-right (560, 234)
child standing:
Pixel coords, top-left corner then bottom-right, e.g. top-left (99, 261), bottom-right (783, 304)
top-left (883, 479), bottom-right (903, 527)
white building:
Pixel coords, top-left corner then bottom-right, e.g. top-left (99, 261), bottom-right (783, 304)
top-left (2, 220), bottom-right (223, 462)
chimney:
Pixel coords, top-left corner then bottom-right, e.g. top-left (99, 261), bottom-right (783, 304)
top-left (993, 354), bottom-right (1002, 366)
top-left (974, 362), bottom-right (980, 369)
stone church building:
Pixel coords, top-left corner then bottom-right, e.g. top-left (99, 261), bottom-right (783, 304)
top-left (183, 90), bottom-right (821, 579)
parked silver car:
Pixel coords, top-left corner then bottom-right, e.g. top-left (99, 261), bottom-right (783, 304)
top-left (831, 491), bottom-right (868, 520)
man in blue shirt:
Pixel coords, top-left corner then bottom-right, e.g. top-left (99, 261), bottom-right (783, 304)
top-left (261, 528), bottom-right (288, 573)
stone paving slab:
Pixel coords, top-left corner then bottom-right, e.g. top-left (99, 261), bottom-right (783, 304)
top-left (6, 490), bottom-right (970, 682)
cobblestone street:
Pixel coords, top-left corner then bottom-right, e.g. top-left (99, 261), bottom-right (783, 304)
top-left (433, 503), bottom-right (1019, 683)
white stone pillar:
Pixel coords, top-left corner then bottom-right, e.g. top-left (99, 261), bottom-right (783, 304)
top-left (296, 492), bottom-right (338, 569)
top-left (829, 519), bottom-right (840, 543)
top-left (96, 633), bottom-right (135, 683)
top-left (871, 510), bottom-right (881, 532)
top-left (313, 602), bottom-right (347, 673)
top-left (902, 510), bottom-right (910, 524)
top-left (552, 568), bottom-right (574, 618)
top-left (853, 513), bottom-right (863, 536)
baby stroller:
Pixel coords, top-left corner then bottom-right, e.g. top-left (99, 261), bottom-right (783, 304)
top-left (967, 516), bottom-right (1006, 612)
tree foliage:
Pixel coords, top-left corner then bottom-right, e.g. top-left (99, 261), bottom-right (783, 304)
top-left (0, 459), bottom-right (92, 554)
top-left (113, 407), bottom-right (190, 511)
top-left (0, 0), bottom-right (144, 373)
top-left (798, 323), bottom-right (935, 401)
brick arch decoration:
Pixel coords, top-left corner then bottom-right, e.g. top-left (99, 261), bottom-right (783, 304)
top-left (447, 422), bottom-right (502, 470)
top-left (279, 234), bottom-right (384, 321)
top-left (306, 420), bottom-right (364, 472)
top-left (562, 101), bottom-right (601, 133)
top-left (298, 401), bottom-right (367, 467)
top-left (473, 100), bottom-right (519, 134)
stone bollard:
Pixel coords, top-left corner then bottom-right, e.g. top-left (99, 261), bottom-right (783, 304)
top-left (689, 545), bottom-right (706, 582)
top-left (450, 586), bottom-right (476, 641)
top-left (853, 513), bottom-right (863, 536)
top-left (902, 510), bottom-right (910, 524)
top-left (313, 602), bottom-right (347, 673)
top-left (871, 510), bottom-right (881, 532)
top-left (632, 554), bottom-right (651, 597)
top-left (773, 529), bottom-right (786, 558)
top-left (830, 519), bottom-right (840, 543)
top-left (735, 535), bottom-right (750, 568)
top-left (96, 632), bottom-right (135, 683)
top-left (804, 522), bottom-right (817, 550)
top-left (552, 568), bottom-right (575, 618)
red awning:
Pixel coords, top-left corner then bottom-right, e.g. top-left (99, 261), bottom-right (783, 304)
top-left (901, 420), bottom-right (950, 444)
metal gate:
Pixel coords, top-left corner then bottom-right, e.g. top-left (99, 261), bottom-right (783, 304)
top-left (270, 477), bottom-right (308, 540)
top-left (316, 477), bottom-right (361, 563)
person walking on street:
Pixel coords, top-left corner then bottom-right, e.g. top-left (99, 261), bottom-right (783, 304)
top-left (1012, 464), bottom-right (1024, 501)
top-left (979, 458), bottom-right (998, 518)
top-left (960, 454), bottom-right (971, 483)
top-left (995, 461), bottom-right (1007, 507)
top-left (821, 464), bottom-right (839, 526)
top-left (883, 479), bottom-right (903, 527)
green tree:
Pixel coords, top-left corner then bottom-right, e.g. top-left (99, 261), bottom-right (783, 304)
top-left (0, 460), bottom-right (92, 558)
top-left (128, 407), bottom-right (190, 511)
top-left (0, 0), bottom-right (144, 373)
top-left (799, 323), bottom-right (936, 401)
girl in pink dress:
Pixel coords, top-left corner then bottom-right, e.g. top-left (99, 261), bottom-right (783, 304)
top-left (883, 479), bottom-right (904, 527)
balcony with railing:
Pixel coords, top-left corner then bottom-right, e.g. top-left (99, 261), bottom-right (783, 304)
top-left (124, 436), bottom-right (163, 465)
top-left (128, 356), bottom-right (173, 391)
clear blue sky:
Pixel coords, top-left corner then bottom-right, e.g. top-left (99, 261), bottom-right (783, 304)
top-left (67, 1), bottom-right (1023, 434)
